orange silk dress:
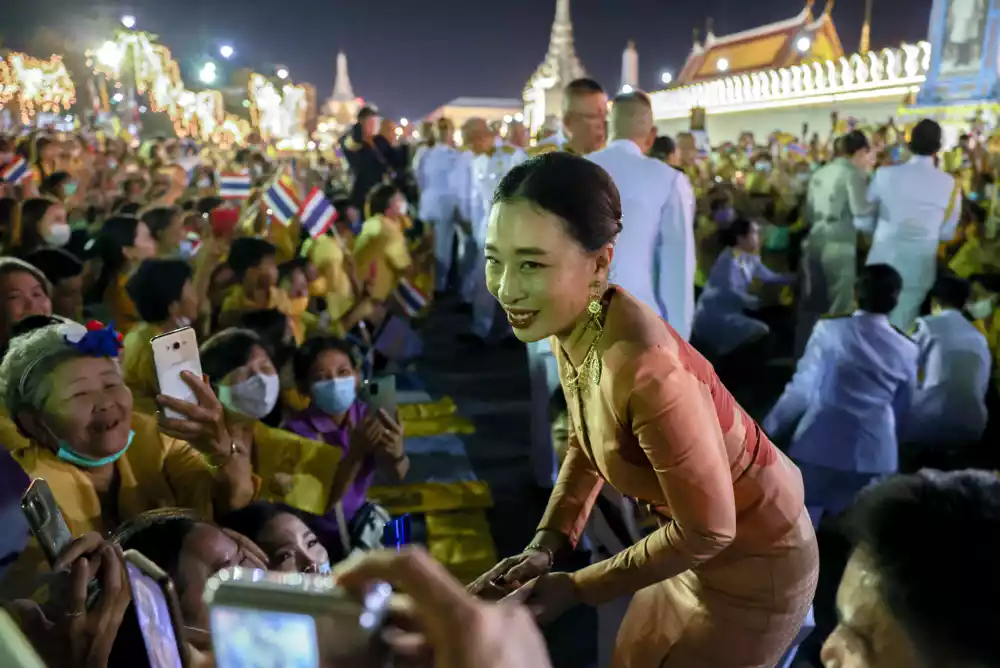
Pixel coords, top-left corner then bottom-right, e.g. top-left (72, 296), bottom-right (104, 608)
top-left (541, 287), bottom-right (818, 667)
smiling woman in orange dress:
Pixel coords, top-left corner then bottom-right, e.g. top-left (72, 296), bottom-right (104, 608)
top-left (469, 153), bottom-right (818, 667)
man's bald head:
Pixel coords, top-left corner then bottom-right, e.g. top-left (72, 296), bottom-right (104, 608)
top-left (610, 91), bottom-right (656, 152)
top-left (462, 117), bottom-right (493, 153)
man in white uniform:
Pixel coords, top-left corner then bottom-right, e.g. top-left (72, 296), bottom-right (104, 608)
top-left (455, 118), bottom-right (526, 342)
top-left (587, 91), bottom-right (696, 339)
top-left (859, 119), bottom-right (961, 331)
top-left (417, 118), bottom-right (461, 293)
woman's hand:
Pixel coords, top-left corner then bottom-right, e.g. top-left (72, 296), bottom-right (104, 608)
top-left (156, 371), bottom-right (240, 463)
top-left (372, 409), bottom-right (404, 459)
top-left (28, 536), bottom-right (131, 668)
top-left (335, 548), bottom-right (552, 668)
top-left (466, 549), bottom-right (554, 600)
top-left (348, 414), bottom-right (386, 457)
top-left (502, 573), bottom-right (579, 625)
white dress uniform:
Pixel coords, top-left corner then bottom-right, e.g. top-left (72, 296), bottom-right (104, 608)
top-left (763, 311), bottom-right (918, 526)
top-left (860, 156), bottom-right (961, 331)
top-left (903, 308), bottom-right (991, 446)
top-left (693, 247), bottom-right (793, 356)
top-left (588, 139), bottom-right (697, 339)
top-left (463, 145), bottom-right (527, 338)
top-left (417, 143), bottom-right (461, 292)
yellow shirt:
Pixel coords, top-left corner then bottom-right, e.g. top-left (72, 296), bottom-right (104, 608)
top-left (307, 235), bottom-right (360, 321)
top-left (123, 321), bottom-right (165, 416)
top-left (107, 273), bottom-right (140, 335)
top-left (0, 412), bottom-right (229, 598)
top-left (352, 215), bottom-right (412, 301)
top-left (250, 421), bottom-right (342, 516)
top-left (220, 285), bottom-right (291, 329)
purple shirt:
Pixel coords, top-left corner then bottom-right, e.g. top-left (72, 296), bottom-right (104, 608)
top-left (283, 401), bottom-right (374, 524)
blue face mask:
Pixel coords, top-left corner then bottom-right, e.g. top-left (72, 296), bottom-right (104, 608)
top-left (312, 377), bottom-right (356, 415)
top-left (57, 430), bottom-right (135, 468)
top-left (63, 182), bottom-right (78, 197)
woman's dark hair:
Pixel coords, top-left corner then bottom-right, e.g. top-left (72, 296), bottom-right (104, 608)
top-left (720, 218), bottom-right (754, 247)
top-left (86, 216), bottom-right (142, 304)
top-left (842, 130), bottom-right (870, 157)
top-left (196, 196), bottom-right (225, 216)
top-left (228, 237), bottom-right (277, 279)
top-left (238, 309), bottom-right (290, 366)
top-left (278, 257), bottom-right (309, 285)
top-left (200, 327), bottom-right (266, 384)
top-left (292, 335), bottom-right (359, 392)
top-left (126, 258), bottom-right (192, 323)
top-left (40, 171), bottom-right (72, 199)
top-left (366, 183), bottom-right (400, 218)
top-left (218, 501), bottom-right (305, 548)
top-left (117, 201), bottom-right (142, 217)
top-left (141, 206), bottom-right (180, 242)
top-left (909, 119), bottom-right (943, 156)
top-left (929, 275), bottom-right (971, 311)
top-left (649, 136), bottom-right (676, 162)
top-left (112, 509), bottom-right (201, 592)
top-left (16, 198), bottom-right (58, 255)
top-left (494, 153), bottom-right (622, 252)
top-left (845, 471), bottom-right (1000, 666)
top-left (0, 197), bottom-right (17, 236)
top-left (856, 263), bottom-right (902, 315)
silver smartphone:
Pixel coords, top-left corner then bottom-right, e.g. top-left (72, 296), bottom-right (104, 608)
top-left (204, 568), bottom-right (392, 668)
top-left (21, 478), bottom-right (72, 566)
top-left (359, 375), bottom-right (396, 417)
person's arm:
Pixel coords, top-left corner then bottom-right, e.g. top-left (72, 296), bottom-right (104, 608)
top-left (534, 410), bottom-right (604, 553)
top-left (750, 254), bottom-right (794, 285)
top-left (854, 168), bottom-right (879, 234)
top-left (657, 174), bottom-right (697, 340)
top-left (940, 177), bottom-right (962, 242)
top-left (568, 353), bottom-right (736, 606)
top-left (892, 346), bottom-right (919, 428)
top-left (762, 322), bottom-right (828, 438)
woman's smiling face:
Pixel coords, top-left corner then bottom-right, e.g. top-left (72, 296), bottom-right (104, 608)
top-left (484, 199), bottom-right (610, 343)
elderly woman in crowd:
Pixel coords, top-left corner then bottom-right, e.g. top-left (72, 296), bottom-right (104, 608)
top-left (0, 318), bottom-right (257, 596)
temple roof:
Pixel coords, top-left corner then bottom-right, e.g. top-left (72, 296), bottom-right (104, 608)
top-left (676, 6), bottom-right (844, 85)
top-left (525, 0), bottom-right (587, 91)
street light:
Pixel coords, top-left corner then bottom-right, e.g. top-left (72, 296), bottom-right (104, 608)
top-left (112, 93), bottom-right (124, 103)
top-left (276, 67), bottom-right (289, 80)
top-left (199, 62), bottom-right (217, 84)
top-left (400, 117), bottom-right (409, 127)
top-left (219, 45), bottom-right (234, 59)
top-left (661, 71), bottom-right (673, 85)
top-left (621, 84), bottom-right (634, 94)
top-left (121, 15), bottom-right (136, 29)
top-left (97, 41), bottom-right (121, 68)
top-left (717, 58), bottom-right (730, 72)
top-left (796, 36), bottom-right (812, 53)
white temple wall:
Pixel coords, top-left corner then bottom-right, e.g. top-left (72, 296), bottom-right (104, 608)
top-left (655, 97), bottom-right (907, 144)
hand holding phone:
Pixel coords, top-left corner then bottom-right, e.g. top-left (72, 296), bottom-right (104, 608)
top-left (21, 479), bottom-right (72, 566)
top-left (360, 375), bottom-right (396, 417)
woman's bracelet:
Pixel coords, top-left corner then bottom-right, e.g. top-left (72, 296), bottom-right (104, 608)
top-left (525, 543), bottom-right (555, 568)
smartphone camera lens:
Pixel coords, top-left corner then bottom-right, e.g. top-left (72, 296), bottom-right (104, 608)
top-left (173, 342), bottom-right (180, 350)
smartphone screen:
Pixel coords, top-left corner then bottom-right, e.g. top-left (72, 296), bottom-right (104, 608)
top-left (210, 607), bottom-right (319, 668)
top-left (125, 562), bottom-right (184, 668)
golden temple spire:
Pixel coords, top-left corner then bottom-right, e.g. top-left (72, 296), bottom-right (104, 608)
top-left (824, 0), bottom-right (836, 16)
top-left (805, 0), bottom-right (816, 19)
top-left (693, 27), bottom-right (701, 47)
top-left (859, 0), bottom-right (873, 54)
top-left (705, 16), bottom-right (715, 39)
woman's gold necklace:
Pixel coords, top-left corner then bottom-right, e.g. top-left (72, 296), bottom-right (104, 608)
top-left (564, 298), bottom-right (605, 397)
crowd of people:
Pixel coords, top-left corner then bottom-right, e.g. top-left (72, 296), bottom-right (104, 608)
top-left (0, 70), bottom-right (996, 668)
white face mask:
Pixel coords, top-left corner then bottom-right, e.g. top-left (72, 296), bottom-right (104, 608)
top-left (197, 177), bottom-right (212, 189)
top-left (968, 298), bottom-right (994, 320)
top-left (43, 223), bottom-right (72, 248)
top-left (218, 373), bottom-right (280, 419)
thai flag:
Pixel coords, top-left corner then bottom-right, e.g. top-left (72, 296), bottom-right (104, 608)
top-left (394, 277), bottom-right (429, 317)
top-left (1, 156), bottom-right (28, 184)
top-left (262, 179), bottom-right (300, 227)
top-left (299, 187), bottom-right (337, 239)
top-left (787, 143), bottom-right (809, 158)
top-left (219, 171), bottom-right (252, 200)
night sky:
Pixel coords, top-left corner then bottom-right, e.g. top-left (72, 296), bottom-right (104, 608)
top-left (5, 0), bottom-right (932, 120)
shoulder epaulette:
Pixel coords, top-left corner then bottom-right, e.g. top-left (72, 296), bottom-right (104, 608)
top-left (528, 144), bottom-right (558, 157)
top-left (892, 324), bottom-right (917, 343)
top-left (501, 145), bottom-right (516, 155)
top-left (344, 137), bottom-right (362, 152)
top-left (820, 312), bottom-right (852, 320)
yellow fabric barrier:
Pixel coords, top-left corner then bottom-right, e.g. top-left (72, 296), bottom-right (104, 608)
top-left (426, 511), bottom-right (498, 585)
top-left (403, 415), bottom-right (475, 438)
top-left (368, 481), bottom-right (493, 516)
top-left (399, 396), bottom-right (458, 420)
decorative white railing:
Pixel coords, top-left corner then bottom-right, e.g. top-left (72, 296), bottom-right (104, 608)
top-left (651, 41), bottom-right (932, 119)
